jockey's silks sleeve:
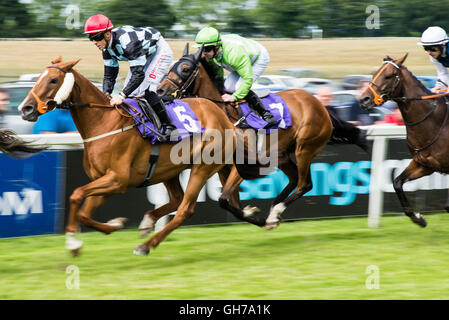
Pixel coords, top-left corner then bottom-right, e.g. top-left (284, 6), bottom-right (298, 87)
top-left (101, 26), bottom-right (160, 96)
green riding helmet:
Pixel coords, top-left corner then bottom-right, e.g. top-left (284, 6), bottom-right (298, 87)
top-left (194, 27), bottom-right (222, 47)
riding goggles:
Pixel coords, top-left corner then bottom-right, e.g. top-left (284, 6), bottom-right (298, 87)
top-left (423, 45), bottom-right (440, 52)
top-left (88, 32), bottom-right (105, 42)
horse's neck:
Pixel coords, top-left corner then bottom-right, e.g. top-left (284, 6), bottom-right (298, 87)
top-left (195, 64), bottom-right (239, 120)
top-left (398, 68), bottom-right (446, 131)
top-left (70, 70), bottom-right (123, 139)
top-left (196, 64), bottom-right (225, 102)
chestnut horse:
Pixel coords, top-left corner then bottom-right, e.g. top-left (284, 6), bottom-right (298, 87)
top-left (156, 45), bottom-right (333, 230)
top-left (19, 57), bottom-right (238, 256)
top-left (0, 129), bottom-right (45, 157)
top-left (359, 54), bottom-right (449, 227)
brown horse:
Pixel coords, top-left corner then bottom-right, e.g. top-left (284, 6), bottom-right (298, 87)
top-left (359, 53), bottom-right (449, 227)
top-left (19, 56), bottom-right (238, 256)
top-left (0, 129), bottom-right (46, 157)
top-left (156, 45), bottom-right (333, 230)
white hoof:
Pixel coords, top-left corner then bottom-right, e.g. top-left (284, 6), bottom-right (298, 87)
top-left (243, 205), bottom-right (261, 218)
top-left (265, 203), bottom-right (286, 230)
top-left (138, 215), bottom-right (155, 238)
top-left (66, 232), bottom-right (83, 251)
top-left (106, 217), bottom-right (127, 229)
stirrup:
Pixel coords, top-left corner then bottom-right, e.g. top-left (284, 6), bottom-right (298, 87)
top-left (262, 113), bottom-right (277, 129)
top-left (157, 125), bottom-right (176, 142)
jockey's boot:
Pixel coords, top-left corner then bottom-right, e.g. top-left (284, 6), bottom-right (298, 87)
top-left (145, 90), bottom-right (176, 142)
top-left (244, 90), bottom-right (277, 129)
top-left (356, 129), bottom-right (369, 153)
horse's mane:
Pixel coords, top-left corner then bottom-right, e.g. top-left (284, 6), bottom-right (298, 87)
top-left (199, 58), bottom-right (225, 94)
top-left (383, 56), bottom-right (431, 94)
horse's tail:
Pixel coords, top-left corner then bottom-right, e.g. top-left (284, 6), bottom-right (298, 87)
top-left (0, 129), bottom-right (47, 158)
top-left (326, 108), bottom-right (369, 153)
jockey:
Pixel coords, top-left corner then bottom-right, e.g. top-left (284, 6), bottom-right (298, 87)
top-left (83, 14), bottom-right (175, 141)
top-left (417, 26), bottom-right (449, 93)
top-left (194, 26), bottom-right (277, 128)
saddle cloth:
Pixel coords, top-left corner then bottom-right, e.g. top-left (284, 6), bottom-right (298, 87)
top-left (237, 93), bottom-right (292, 131)
top-left (124, 98), bottom-right (205, 144)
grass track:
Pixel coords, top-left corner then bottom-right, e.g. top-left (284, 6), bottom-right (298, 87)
top-left (2, 213), bottom-right (449, 300)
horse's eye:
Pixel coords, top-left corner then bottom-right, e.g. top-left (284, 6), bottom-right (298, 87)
top-left (181, 67), bottom-right (190, 73)
top-left (385, 75), bottom-right (392, 80)
top-left (50, 78), bottom-right (58, 84)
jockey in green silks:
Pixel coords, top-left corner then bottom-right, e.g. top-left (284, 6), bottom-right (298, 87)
top-left (194, 26), bottom-right (277, 129)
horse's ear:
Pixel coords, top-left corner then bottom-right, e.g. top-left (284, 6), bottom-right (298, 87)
top-left (396, 53), bottom-right (409, 66)
top-left (183, 43), bottom-right (189, 56)
top-left (194, 44), bottom-right (204, 63)
top-left (51, 56), bottom-right (63, 64)
top-left (61, 59), bottom-right (81, 72)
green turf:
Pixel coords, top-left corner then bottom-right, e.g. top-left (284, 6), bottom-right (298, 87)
top-left (1, 213), bottom-right (449, 300)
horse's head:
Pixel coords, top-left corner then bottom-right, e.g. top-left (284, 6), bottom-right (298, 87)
top-left (157, 43), bottom-right (203, 98)
top-left (19, 56), bottom-right (80, 122)
top-left (359, 54), bottom-right (408, 110)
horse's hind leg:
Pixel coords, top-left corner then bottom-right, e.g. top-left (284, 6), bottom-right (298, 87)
top-left (134, 165), bottom-right (221, 255)
top-left (265, 144), bottom-right (317, 230)
top-left (218, 165), bottom-right (266, 227)
top-left (139, 176), bottom-right (184, 238)
top-left (393, 160), bottom-right (432, 227)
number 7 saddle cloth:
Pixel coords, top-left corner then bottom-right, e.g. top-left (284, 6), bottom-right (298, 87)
top-left (237, 93), bottom-right (292, 131)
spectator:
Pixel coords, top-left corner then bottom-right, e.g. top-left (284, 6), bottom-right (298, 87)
top-left (315, 86), bottom-right (368, 152)
top-left (377, 104), bottom-right (404, 126)
top-left (0, 87), bottom-right (10, 128)
top-left (0, 87), bottom-right (10, 113)
top-left (32, 108), bottom-right (77, 134)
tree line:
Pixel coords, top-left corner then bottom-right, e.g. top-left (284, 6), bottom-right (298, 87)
top-left (1, 0), bottom-right (449, 39)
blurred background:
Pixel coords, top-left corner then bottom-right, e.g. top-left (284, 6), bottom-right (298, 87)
top-left (0, 0), bottom-right (446, 133)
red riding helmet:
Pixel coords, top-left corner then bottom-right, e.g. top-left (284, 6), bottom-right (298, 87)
top-left (83, 14), bottom-right (114, 34)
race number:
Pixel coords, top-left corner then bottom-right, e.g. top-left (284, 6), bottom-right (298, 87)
top-left (173, 105), bottom-right (200, 132)
top-left (268, 103), bottom-right (285, 128)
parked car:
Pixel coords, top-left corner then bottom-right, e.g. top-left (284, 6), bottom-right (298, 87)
top-left (0, 79), bottom-right (103, 134)
top-left (295, 77), bottom-right (341, 94)
top-left (253, 75), bottom-right (299, 92)
top-left (416, 76), bottom-right (437, 90)
top-left (279, 68), bottom-right (324, 79)
top-left (340, 75), bottom-right (372, 90)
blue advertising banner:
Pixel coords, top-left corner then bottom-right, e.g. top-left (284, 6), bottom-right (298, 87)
top-left (0, 151), bottom-right (64, 238)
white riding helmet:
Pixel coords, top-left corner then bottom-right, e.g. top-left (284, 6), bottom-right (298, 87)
top-left (417, 26), bottom-right (449, 46)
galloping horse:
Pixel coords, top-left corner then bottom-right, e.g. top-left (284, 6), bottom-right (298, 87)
top-left (156, 45), bottom-right (333, 230)
top-left (359, 54), bottom-right (449, 227)
top-left (0, 129), bottom-right (45, 157)
top-left (19, 56), bottom-right (238, 256)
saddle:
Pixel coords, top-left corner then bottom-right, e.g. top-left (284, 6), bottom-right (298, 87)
top-left (234, 90), bottom-right (271, 128)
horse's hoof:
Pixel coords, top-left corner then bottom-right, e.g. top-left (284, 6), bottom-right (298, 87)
top-left (139, 228), bottom-right (152, 238)
top-left (133, 244), bottom-right (149, 256)
top-left (264, 221), bottom-right (280, 231)
top-left (243, 205), bottom-right (261, 218)
top-left (70, 248), bottom-right (81, 257)
top-left (107, 217), bottom-right (127, 229)
top-left (411, 213), bottom-right (427, 228)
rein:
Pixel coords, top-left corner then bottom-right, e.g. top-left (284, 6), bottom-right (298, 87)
top-left (370, 60), bottom-right (449, 153)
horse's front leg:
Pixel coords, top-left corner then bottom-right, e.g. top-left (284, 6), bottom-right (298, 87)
top-left (139, 176), bottom-right (184, 238)
top-left (393, 159), bottom-right (433, 227)
top-left (68, 171), bottom-right (127, 234)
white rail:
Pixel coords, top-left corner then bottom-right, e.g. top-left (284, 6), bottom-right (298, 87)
top-left (18, 125), bottom-right (408, 228)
